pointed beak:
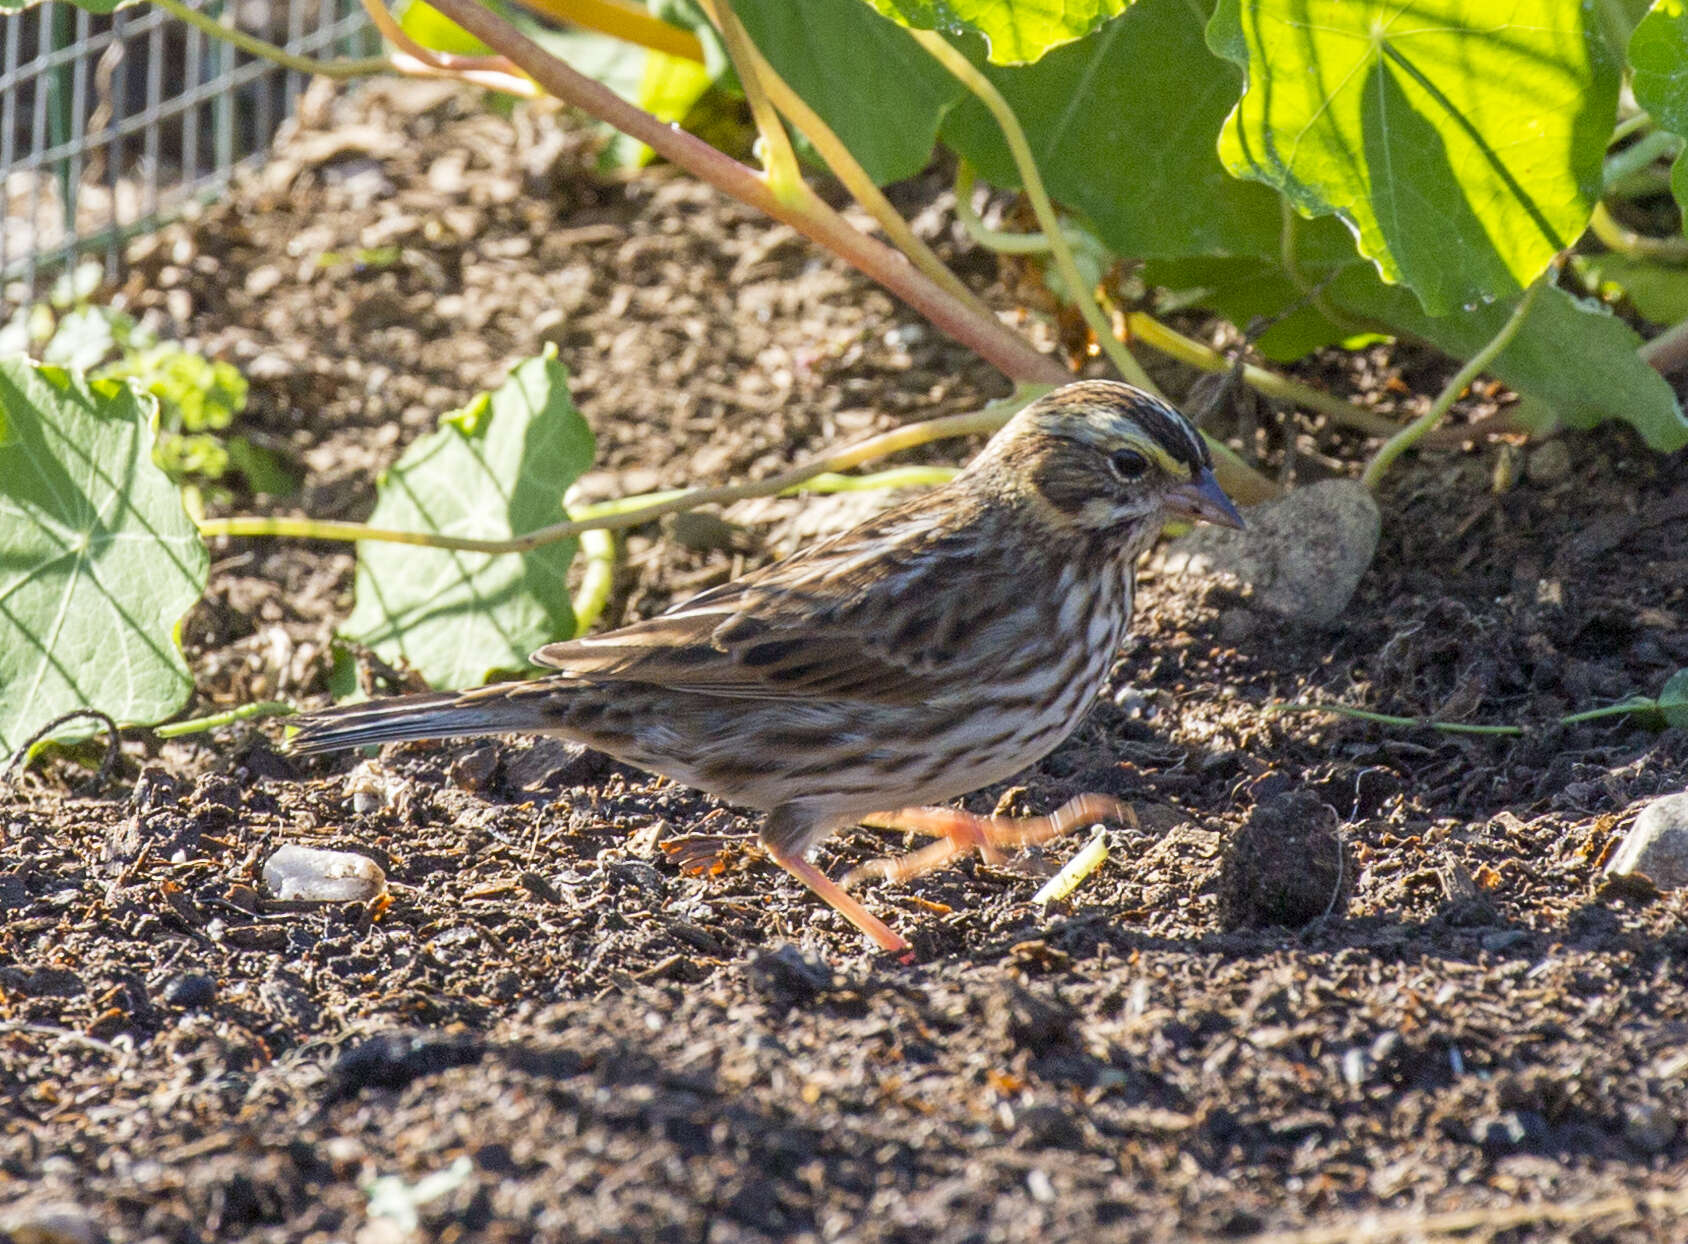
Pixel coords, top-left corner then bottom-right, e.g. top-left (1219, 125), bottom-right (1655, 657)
top-left (1166, 467), bottom-right (1246, 529)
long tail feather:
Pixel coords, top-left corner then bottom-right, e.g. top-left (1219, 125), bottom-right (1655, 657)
top-left (289, 687), bottom-right (538, 755)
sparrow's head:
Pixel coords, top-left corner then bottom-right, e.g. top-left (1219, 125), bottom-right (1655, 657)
top-left (968, 380), bottom-right (1245, 539)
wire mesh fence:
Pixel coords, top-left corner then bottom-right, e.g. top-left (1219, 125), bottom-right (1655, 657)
top-left (2, 0), bottom-right (374, 299)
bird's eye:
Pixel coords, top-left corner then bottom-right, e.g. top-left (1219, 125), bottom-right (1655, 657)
top-left (1110, 448), bottom-right (1149, 480)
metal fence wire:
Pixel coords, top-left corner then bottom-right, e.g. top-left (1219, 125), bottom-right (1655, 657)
top-left (2, 0), bottom-right (374, 298)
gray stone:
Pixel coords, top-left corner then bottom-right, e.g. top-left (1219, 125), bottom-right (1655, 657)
top-left (1, 1202), bottom-right (105, 1244)
top-left (1604, 792), bottom-right (1688, 889)
top-left (1151, 479), bottom-right (1381, 626)
top-left (1623, 1100), bottom-right (1679, 1153)
top-left (1526, 438), bottom-right (1573, 487)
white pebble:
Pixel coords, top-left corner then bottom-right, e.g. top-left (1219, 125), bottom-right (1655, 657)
top-left (263, 844), bottom-right (386, 902)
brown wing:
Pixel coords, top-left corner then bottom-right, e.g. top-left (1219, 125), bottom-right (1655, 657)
top-left (532, 489), bottom-right (1011, 704)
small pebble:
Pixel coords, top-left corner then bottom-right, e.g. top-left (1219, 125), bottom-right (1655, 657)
top-left (263, 844), bottom-right (387, 902)
top-left (1604, 792), bottom-right (1688, 890)
top-left (1473, 1110), bottom-right (1542, 1152)
top-left (1217, 608), bottom-right (1256, 645)
top-left (1525, 438), bottom-right (1572, 487)
top-left (1341, 1047), bottom-right (1374, 1087)
top-left (1026, 1168), bottom-right (1057, 1204)
top-left (450, 745), bottom-right (499, 791)
top-left (1623, 1101), bottom-right (1678, 1153)
top-left (160, 972), bottom-right (217, 1009)
top-left (1, 1202), bottom-right (104, 1244)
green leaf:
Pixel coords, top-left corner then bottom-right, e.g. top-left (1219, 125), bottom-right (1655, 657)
top-left (639, 49), bottom-right (715, 120)
top-left (0, 359), bottom-right (208, 755)
top-left (941, 0), bottom-right (1289, 260)
top-left (1628, 0), bottom-right (1688, 226)
top-left (863, 0), bottom-right (1128, 63)
top-left (738, 0), bottom-right (964, 185)
top-left (1363, 278), bottom-right (1688, 450)
top-left (99, 346), bottom-right (249, 433)
top-left (1660, 668), bottom-right (1688, 728)
top-left (339, 353), bottom-right (595, 690)
top-left (1211, 0), bottom-right (1618, 315)
top-left (1630, 1), bottom-right (1688, 134)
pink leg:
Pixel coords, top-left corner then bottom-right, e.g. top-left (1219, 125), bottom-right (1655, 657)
top-left (844, 794), bottom-right (1133, 888)
top-left (764, 843), bottom-right (914, 960)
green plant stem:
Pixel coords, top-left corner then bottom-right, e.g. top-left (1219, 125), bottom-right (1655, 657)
top-left (1362, 271), bottom-right (1550, 490)
top-left (1641, 314), bottom-right (1688, 376)
top-left (953, 164), bottom-right (1388, 445)
top-left (791, 466), bottom-right (957, 493)
top-left (1595, 0), bottom-right (1640, 62)
top-left (424, 0), bottom-right (1067, 390)
top-left (952, 161), bottom-right (1084, 255)
top-left (1610, 110), bottom-right (1653, 146)
top-left (907, 28), bottom-right (1158, 397)
top-left (1604, 128), bottom-right (1681, 190)
top-left (1270, 703), bottom-right (1525, 735)
top-left (149, 0), bottom-right (390, 77)
top-left (698, 0), bottom-right (804, 204)
top-left (154, 700), bottom-right (296, 738)
top-left (1589, 202), bottom-right (1688, 263)
top-left (1124, 312), bottom-right (1401, 438)
top-left (1277, 199), bottom-right (1367, 336)
top-left (418, 0), bottom-right (1279, 507)
top-left (571, 527), bottom-right (617, 634)
top-left (737, 27), bottom-right (988, 315)
top-left (1272, 694), bottom-right (1666, 736)
top-left (198, 401), bottom-right (1038, 554)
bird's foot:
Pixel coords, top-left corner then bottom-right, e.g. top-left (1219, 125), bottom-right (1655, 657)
top-left (843, 794), bottom-right (1134, 887)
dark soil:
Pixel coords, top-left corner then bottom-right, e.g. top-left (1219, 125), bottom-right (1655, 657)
top-left (4, 80), bottom-right (1688, 1244)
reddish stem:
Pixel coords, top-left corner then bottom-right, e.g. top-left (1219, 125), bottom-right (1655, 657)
top-left (423, 0), bottom-right (1069, 387)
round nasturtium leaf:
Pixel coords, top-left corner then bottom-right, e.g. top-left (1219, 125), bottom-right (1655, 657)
top-left (1210, 0), bottom-right (1619, 316)
top-left (339, 352), bottom-right (595, 691)
top-left (0, 359), bottom-right (209, 755)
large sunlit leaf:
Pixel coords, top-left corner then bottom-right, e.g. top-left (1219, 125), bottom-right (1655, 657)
top-left (941, 0), bottom-right (1289, 259)
top-left (339, 352), bottom-right (595, 691)
top-left (862, 0), bottom-right (1128, 63)
top-left (0, 359), bottom-right (209, 754)
top-left (1210, 0), bottom-right (1618, 316)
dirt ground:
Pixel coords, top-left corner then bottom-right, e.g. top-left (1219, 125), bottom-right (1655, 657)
top-left (4, 80), bottom-right (1688, 1244)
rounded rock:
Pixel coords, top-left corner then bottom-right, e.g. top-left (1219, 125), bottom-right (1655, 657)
top-left (1604, 792), bottom-right (1688, 890)
top-left (1218, 789), bottom-right (1350, 930)
top-left (1150, 479), bottom-right (1381, 626)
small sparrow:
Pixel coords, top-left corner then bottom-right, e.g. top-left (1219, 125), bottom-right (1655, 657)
top-left (292, 381), bottom-right (1243, 955)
